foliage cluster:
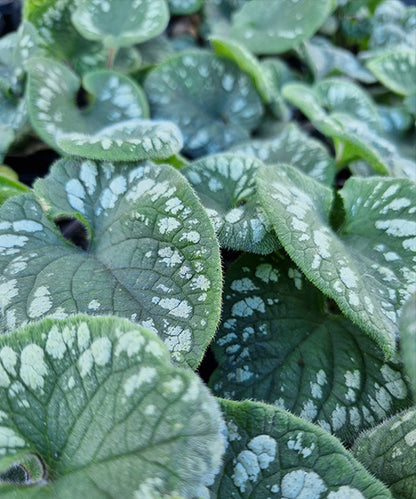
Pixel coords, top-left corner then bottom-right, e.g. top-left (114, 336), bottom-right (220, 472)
top-left (0, 0), bottom-right (415, 497)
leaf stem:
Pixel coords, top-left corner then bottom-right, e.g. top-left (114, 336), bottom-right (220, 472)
top-left (106, 47), bottom-right (117, 69)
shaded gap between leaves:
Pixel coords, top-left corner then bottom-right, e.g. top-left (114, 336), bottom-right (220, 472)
top-left (55, 216), bottom-right (89, 251)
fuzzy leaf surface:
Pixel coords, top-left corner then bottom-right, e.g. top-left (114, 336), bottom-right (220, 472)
top-left (0, 158), bottom-right (222, 368)
top-left (209, 398), bottom-right (392, 498)
top-left (0, 315), bottom-right (226, 497)
top-left (256, 163), bottom-right (416, 356)
top-left (210, 253), bottom-right (411, 441)
top-left (352, 407), bottom-right (416, 499)
top-left (183, 154), bottom-right (279, 254)
top-left (231, 123), bottom-right (335, 186)
top-left (72, 0), bottom-right (169, 48)
top-left (27, 57), bottom-right (182, 161)
top-left (229, 0), bottom-right (334, 55)
top-left (144, 51), bottom-right (263, 158)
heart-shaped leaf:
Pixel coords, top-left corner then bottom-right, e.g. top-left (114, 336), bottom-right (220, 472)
top-left (282, 80), bottom-right (416, 176)
top-left (229, 0), bottom-right (334, 55)
top-left (210, 35), bottom-right (271, 102)
top-left (400, 294), bottom-right (416, 394)
top-left (209, 398), bottom-right (392, 498)
top-left (23, 0), bottom-right (107, 74)
top-left (300, 36), bottom-right (376, 83)
top-left (72, 0), bottom-right (169, 48)
top-left (257, 163), bottom-right (416, 357)
top-left (182, 154), bottom-right (279, 254)
top-left (210, 253), bottom-right (411, 441)
top-left (231, 123), bottom-right (335, 186)
top-left (0, 315), bottom-right (226, 497)
top-left (352, 407), bottom-right (416, 499)
top-left (367, 48), bottom-right (416, 96)
top-left (27, 57), bottom-right (183, 161)
top-left (0, 158), bottom-right (222, 368)
top-left (144, 51), bottom-right (263, 158)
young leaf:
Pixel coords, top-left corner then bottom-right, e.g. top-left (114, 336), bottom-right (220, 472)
top-left (182, 154), bottom-right (279, 254)
top-left (400, 294), bottom-right (416, 394)
top-left (256, 163), bottom-right (416, 357)
top-left (231, 123), bottom-right (335, 186)
top-left (144, 51), bottom-right (263, 158)
top-left (352, 407), bottom-right (416, 498)
top-left (210, 253), bottom-right (411, 441)
top-left (0, 158), bottom-right (222, 368)
top-left (27, 58), bottom-right (182, 161)
top-left (366, 48), bottom-right (416, 96)
top-left (71, 0), bottom-right (169, 49)
top-left (210, 398), bottom-right (392, 498)
top-left (210, 35), bottom-right (271, 102)
top-left (0, 315), bottom-right (226, 497)
top-left (229, 0), bottom-right (334, 55)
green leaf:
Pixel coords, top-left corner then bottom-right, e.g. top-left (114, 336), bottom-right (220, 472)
top-left (168, 0), bottom-right (203, 15)
top-left (352, 407), bottom-right (416, 499)
top-left (144, 50), bottom-right (263, 158)
top-left (27, 58), bottom-right (182, 161)
top-left (300, 36), bottom-right (376, 83)
top-left (0, 158), bottom-right (222, 368)
top-left (256, 163), bottom-right (416, 357)
top-left (182, 154), bottom-right (279, 254)
top-left (231, 123), bottom-right (335, 186)
top-left (0, 175), bottom-right (30, 206)
top-left (0, 90), bottom-right (29, 151)
top-left (400, 294), bottom-right (416, 395)
top-left (210, 35), bottom-right (271, 102)
top-left (282, 80), bottom-right (416, 175)
top-left (0, 21), bottom-right (41, 93)
top-left (210, 253), bottom-right (411, 441)
top-left (0, 127), bottom-right (15, 164)
top-left (367, 48), bottom-right (416, 96)
top-left (229, 0), bottom-right (334, 55)
top-left (0, 315), bottom-right (226, 497)
top-left (23, 0), bottom-right (107, 74)
top-left (210, 398), bottom-right (392, 498)
top-left (260, 58), bottom-right (292, 120)
top-left (72, 0), bottom-right (169, 48)
top-left (0, 166), bottom-right (18, 182)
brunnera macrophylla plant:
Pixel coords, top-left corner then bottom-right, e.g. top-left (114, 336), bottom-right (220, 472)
top-left (0, 0), bottom-right (415, 497)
